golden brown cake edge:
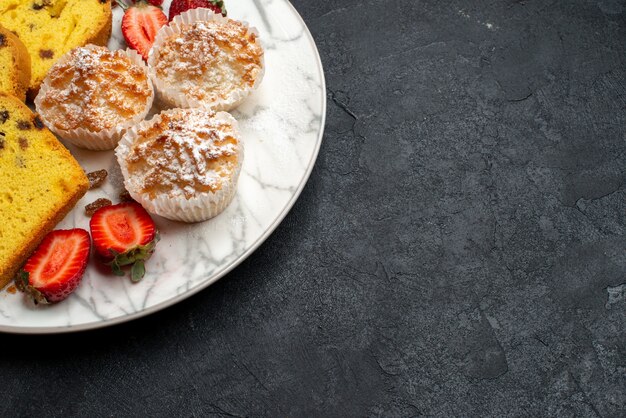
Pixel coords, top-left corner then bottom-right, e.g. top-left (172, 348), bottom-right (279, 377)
top-left (0, 93), bottom-right (89, 289)
top-left (0, 25), bottom-right (31, 102)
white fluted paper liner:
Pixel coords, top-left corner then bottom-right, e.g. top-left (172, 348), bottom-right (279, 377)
top-left (147, 8), bottom-right (265, 111)
top-left (115, 109), bottom-right (244, 223)
top-left (34, 46), bottom-right (154, 151)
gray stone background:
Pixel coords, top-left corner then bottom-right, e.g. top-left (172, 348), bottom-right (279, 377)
top-left (1, 0), bottom-right (625, 416)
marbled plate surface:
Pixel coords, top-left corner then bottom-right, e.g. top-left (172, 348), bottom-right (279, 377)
top-left (0, 0), bottom-right (325, 333)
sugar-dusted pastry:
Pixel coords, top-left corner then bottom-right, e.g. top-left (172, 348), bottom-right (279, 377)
top-left (148, 8), bottom-right (264, 110)
top-left (116, 107), bottom-right (243, 223)
top-left (35, 45), bottom-right (154, 150)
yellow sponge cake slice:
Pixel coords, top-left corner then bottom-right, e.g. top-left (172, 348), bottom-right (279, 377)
top-left (0, 0), bottom-right (112, 98)
top-left (0, 25), bottom-right (30, 101)
top-left (0, 93), bottom-right (89, 289)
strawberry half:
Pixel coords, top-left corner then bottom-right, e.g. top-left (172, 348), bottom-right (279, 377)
top-left (15, 229), bottom-right (91, 304)
top-left (119, 0), bottom-right (168, 60)
top-left (114, 0), bottom-right (164, 6)
top-left (168, 0), bottom-right (227, 21)
top-left (90, 202), bottom-right (159, 282)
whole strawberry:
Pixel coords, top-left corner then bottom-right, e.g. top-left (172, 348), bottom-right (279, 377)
top-left (118, 0), bottom-right (168, 60)
top-left (15, 229), bottom-right (91, 304)
top-left (169, 0), bottom-right (227, 21)
top-left (90, 202), bottom-right (159, 282)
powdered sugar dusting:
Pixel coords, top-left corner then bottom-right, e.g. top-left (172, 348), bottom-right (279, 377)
top-left (0, 0), bottom-right (326, 332)
top-left (125, 108), bottom-right (241, 200)
top-left (37, 45), bottom-right (152, 132)
top-left (151, 16), bottom-right (263, 109)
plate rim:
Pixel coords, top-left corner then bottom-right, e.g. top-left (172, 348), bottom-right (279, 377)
top-left (0, 0), bottom-right (326, 335)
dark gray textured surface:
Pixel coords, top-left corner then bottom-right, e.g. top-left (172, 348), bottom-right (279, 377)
top-left (1, 0), bottom-right (625, 416)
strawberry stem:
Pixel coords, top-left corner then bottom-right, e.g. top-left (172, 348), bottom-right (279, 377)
top-left (14, 270), bottom-right (50, 305)
top-left (116, 0), bottom-right (133, 10)
top-left (212, 0), bottom-right (227, 16)
top-left (104, 234), bottom-right (159, 282)
top-left (14, 270), bottom-right (29, 293)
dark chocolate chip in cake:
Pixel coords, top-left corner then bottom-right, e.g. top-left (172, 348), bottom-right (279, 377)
top-left (0, 139), bottom-right (5, 150)
top-left (19, 138), bottom-right (28, 150)
top-left (32, 3), bottom-right (45, 10)
top-left (0, 34), bottom-right (6, 48)
top-left (0, 110), bottom-right (8, 124)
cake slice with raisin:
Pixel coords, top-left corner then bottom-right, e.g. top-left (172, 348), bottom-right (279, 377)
top-left (0, 93), bottom-right (89, 289)
top-left (0, 25), bottom-right (30, 101)
top-left (0, 0), bottom-right (112, 98)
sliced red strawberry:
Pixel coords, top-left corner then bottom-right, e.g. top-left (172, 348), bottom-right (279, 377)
top-left (119, 0), bottom-right (168, 60)
top-left (113, 1), bottom-right (163, 9)
top-left (15, 229), bottom-right (91, 304)
top-left (168, 0), bottom-right (227, 21)
top-left (90, 202), bottom-right (159, 282)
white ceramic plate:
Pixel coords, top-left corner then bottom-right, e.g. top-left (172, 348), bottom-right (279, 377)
top-left (0, 0), bottom-right (325, 333)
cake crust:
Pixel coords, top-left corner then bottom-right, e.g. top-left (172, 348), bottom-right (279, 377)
top-left (0, 93), bottom-right (89, 289)
top-left (0, 25), bottom-right (31, 101)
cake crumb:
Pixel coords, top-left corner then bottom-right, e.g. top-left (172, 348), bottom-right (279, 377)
top-left (6, 285), bottom-right (16, 294)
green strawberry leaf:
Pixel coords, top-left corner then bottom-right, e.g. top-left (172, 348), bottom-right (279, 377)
top-left (105, 234), bottom-right (160, 282)
top-left (14, 270), bottom-right (30, 292)
top-left (14, 270), bottom-right (49, 304)
top-left (130, 260), bottom-right (146, 283)
top-left (29, 287), bottom-right (50, 305)
top-left (109, 260), bottom-right (126, 277)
